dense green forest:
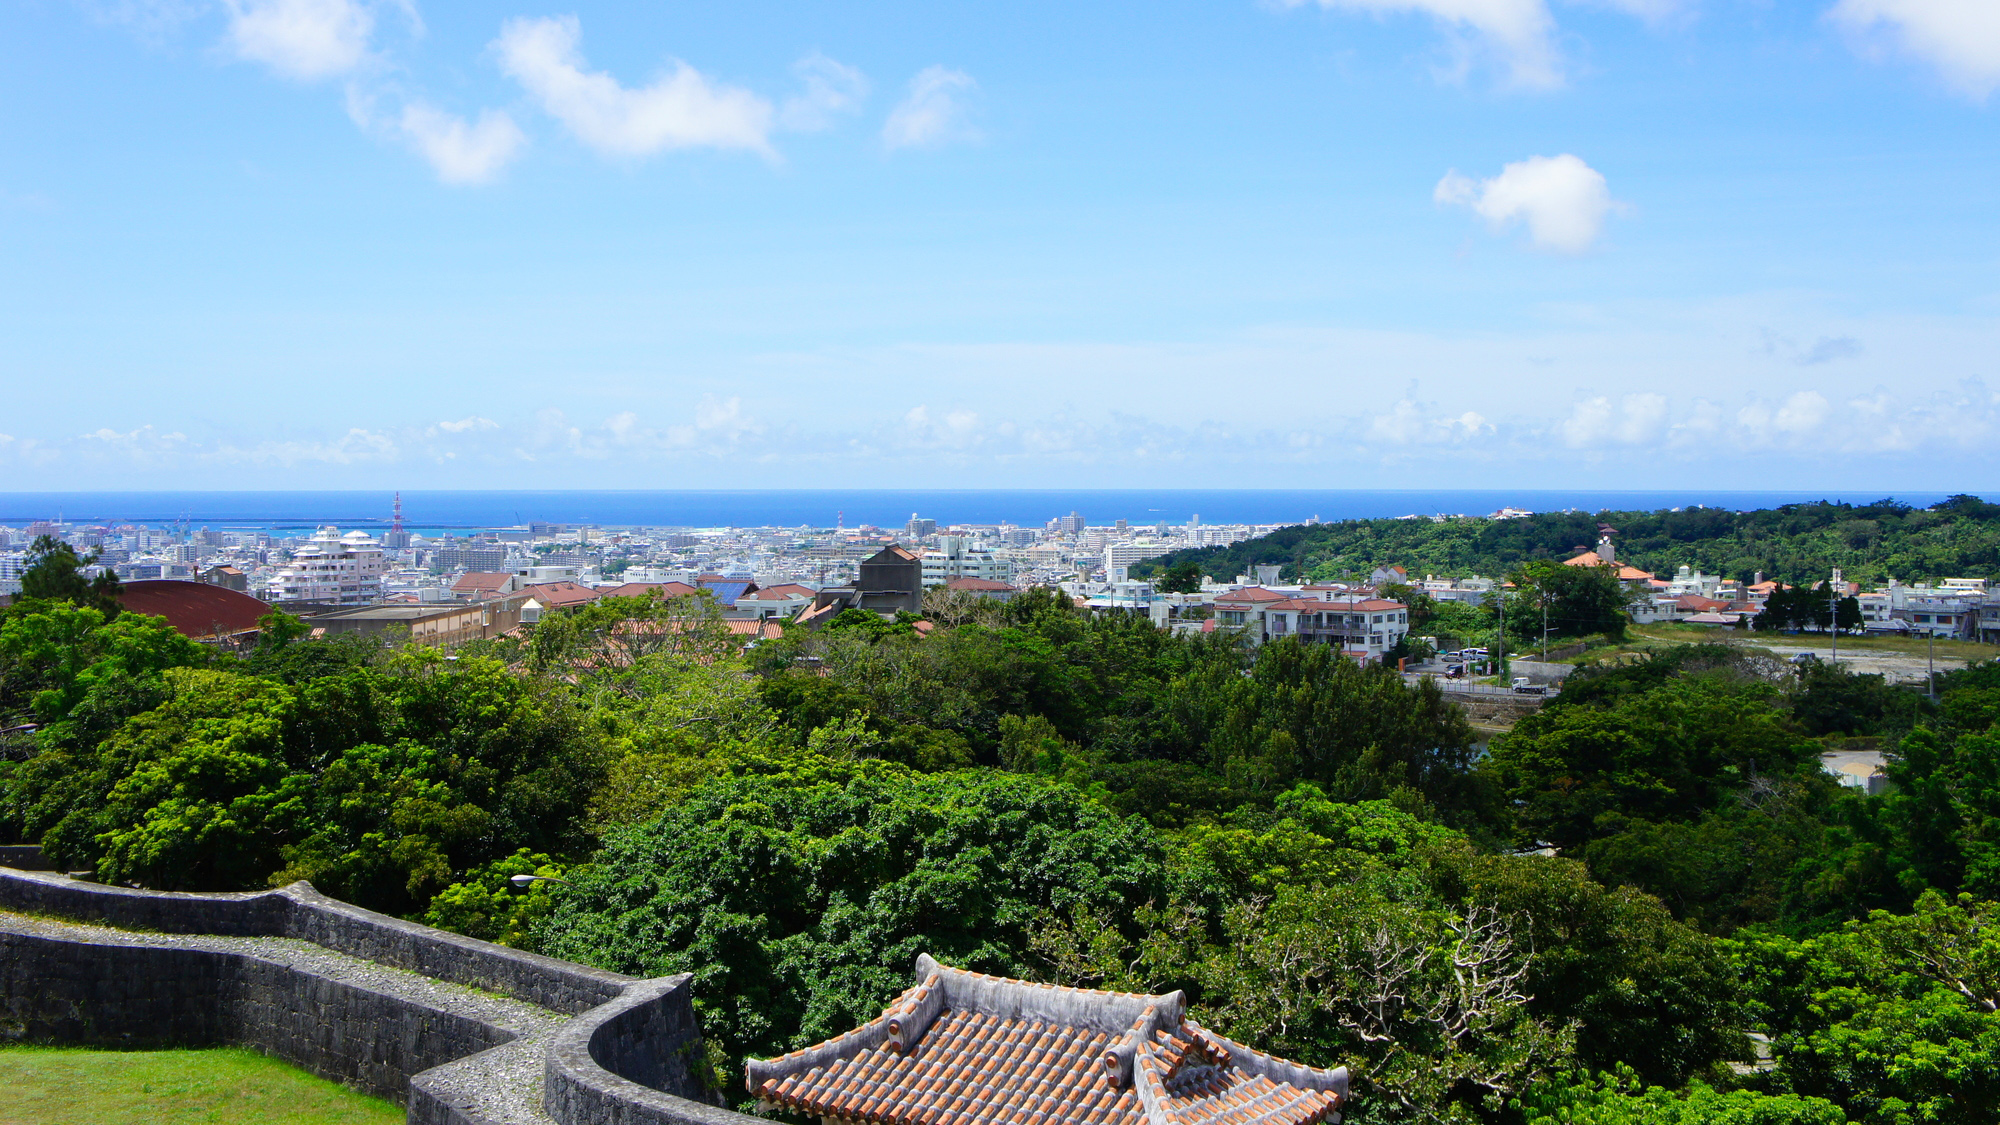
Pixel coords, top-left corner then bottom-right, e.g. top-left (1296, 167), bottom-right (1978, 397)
top-left (3, 570), bottom-right (1998, 1124)
top-left (1136, 494), bottom-right (2000, 587)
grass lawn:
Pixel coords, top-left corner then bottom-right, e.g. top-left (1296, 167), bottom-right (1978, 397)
top-left (0, 1045), bottom-right (403, 1125)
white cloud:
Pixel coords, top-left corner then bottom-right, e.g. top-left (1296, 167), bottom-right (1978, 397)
top-left (780, 52), bottom-right (868, 131)
top-left (882, 66), bottom-right (978, 150)
top-left (434, 415), bottom-right (498, 434)
top-left (902, 404), bottom-right (983, 448)
top-left (1282, 0), bottom-right (1564, 88)
top-left (1368, 400), bottom-right (1494, 444)
top-left (399, 104), bottom-right (526, 184)
top-left (1560, 393), bottom-right (1668, 447)
top-left (213, 428), bottom-right (400, 466)
top-left (1435, 153), bottom-right (1617, 253)
top-left (1576, 0), bottom-right (1690, 25)
top-left (494, 16), bottom-right (774, 158)
top-left (1830, 0), bottom-right (2000, 99)
top-left (223, 0), bottom-right (376, 80)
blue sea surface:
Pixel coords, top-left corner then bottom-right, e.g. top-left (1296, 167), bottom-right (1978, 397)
top-left (0, 489), bottom-right (1963, 534)
top-left (0, 484), bottom-right (1960, 532)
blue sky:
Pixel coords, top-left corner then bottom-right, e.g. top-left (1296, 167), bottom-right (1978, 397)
top-left (2, 0), bottom-right (1997, 490)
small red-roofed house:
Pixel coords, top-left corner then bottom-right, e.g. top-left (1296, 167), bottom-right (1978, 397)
top-left (452, 572), bottom-right (520, 601)
top-left (518, 582), bottom-right (601, 610)
top-left (944, 576), bottom-right (1019, 602)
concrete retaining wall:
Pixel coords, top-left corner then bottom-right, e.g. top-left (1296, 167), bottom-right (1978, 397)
top-left (0, 867), bottom-right (756, 1125)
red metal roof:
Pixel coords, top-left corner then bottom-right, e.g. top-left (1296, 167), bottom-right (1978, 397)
top-left (116, 580), bottom-right (271, 639)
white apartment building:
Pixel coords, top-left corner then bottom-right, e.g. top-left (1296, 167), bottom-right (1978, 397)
top-left (1103, 539), bottom-right (1175, 582)
top-left (923, 536), bottom-right (1015, 585)
top-left (268, 527), bottom-right (388, 605)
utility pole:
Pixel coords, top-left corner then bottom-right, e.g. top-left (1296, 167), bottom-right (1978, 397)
top-left (1928, 626), bottom-right (1937, 700)
top-left (1829, 577), bottom-right (1838, 666)
top-left (1497, 587), bottom-right (1508, 681)
top-left (1540, 582), bottom-right (1550, 660)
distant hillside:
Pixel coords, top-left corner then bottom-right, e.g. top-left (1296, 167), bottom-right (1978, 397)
top-left (1133, 495), bottom-right (2000, 587)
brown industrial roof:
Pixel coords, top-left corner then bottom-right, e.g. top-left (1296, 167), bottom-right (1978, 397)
top-left (747, 956), bottom-right (1346, 1125)
top-left (117, 580), bottom-right (271, 640)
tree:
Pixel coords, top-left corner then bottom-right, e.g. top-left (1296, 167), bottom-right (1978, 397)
top-left (1158, 559), bottom-right (1204, 594)
top-left (255, 611), bottom-right (311, 653)
top-left (533, 763), bottom-right (1166, 1092)
top-left (1511, 560), bottom-right (1631, 641)
top-left (921, 584), bottom-right (1002, 628)
top-left (18, 535), bottom-right (122, 616)
top-left (1486, 677), bottom-right (1820, 851)
top-left (1729, 893), bottom-right (2000, 1125)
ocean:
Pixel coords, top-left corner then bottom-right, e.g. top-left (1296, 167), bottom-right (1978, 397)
top-left (0, 489), bottom-right (1962, 535)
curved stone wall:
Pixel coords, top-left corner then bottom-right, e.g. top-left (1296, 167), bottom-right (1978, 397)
top-left (0, 866), bottom-right (759, 1125)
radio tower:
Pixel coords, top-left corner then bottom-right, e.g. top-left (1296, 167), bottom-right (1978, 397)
top-left (386, 492), bottom-right (409, 549)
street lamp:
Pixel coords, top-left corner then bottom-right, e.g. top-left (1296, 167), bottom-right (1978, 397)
top-left (509, 873), bottom-right (573, 889)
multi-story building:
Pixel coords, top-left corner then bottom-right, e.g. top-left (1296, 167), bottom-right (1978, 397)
top-left (922, 536), bottom-right (1014, 586)
top-left (1213, 587), bottom-right (1410, 660)
top-left (269, 527), bottom-right (388, 605)
top-left (1102, 539), bottom-right (1174, 582)
top-left (432, 545), bottom-right (509, 572)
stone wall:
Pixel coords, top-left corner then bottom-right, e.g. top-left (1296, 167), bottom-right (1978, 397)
top-left (0, 866), bottom-right (758, 1125)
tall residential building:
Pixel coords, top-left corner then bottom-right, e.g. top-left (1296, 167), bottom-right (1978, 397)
top-left (269, 527), bottom-right (388, 605)
top-left (432, 545), bottom-right (509, 572)
top-left (922, 536), bottom-right (1014, 585)
top-left (1103, 540), bottom-right (1174, 581)
top-left (1055, 511), bottom-right (1086, 535)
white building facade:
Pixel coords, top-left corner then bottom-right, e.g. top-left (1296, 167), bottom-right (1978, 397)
top-left (269, 528), bottom-right (388, 605)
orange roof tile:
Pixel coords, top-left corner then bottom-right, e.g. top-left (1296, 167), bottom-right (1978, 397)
top-left (747, 957), bottom-right (1346, 1125)
top-left (519, 581), bottom-right (601, 608)
top-left (598, 581), bottom-right (700, 600)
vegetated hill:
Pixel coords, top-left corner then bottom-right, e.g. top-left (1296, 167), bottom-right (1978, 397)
top-left (1134, 494), bottom-right (2000, 586)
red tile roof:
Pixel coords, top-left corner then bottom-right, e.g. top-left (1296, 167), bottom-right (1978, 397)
top-left (945, 577), bottom-right (1017, 592)
top-left (520, 581), bottom-right (601, 608)
top-left (747, 956), bottom-right (1346, 1125)
top-left (598, 581), bottom-right (700, 600)
top-left (452, 572), bottom-right (516, 592)
top-left (741, 584), bottom-right (814, 601)
top-left (1214, 587), bottom-right (1287, 605)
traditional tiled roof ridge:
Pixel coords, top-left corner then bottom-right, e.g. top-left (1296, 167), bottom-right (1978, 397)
top-left (746, 955), bottom-right (1348, 1125)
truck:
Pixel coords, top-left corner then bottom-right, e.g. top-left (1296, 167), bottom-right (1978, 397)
top-left (1511, 676), bottom-right (1547, 695)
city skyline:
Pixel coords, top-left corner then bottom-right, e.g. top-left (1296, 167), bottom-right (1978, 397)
top-left (4, 1), bottom-right (1998, 489)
